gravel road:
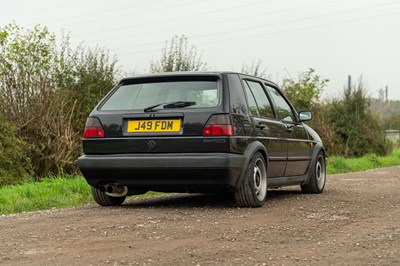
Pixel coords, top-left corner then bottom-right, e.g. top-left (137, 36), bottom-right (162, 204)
top-left (1, 167), bottom-right (399, 266)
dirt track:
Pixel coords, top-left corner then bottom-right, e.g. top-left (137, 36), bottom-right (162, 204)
top-left (1, 167), bottom-right (399, 265)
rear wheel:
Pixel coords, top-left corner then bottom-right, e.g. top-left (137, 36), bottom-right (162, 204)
top-left (301, 152), bottom-right (326, 193)
top-left (234, 152), bottom-right (267, 207)
top-left (91, 186), bottom-right (126, 206)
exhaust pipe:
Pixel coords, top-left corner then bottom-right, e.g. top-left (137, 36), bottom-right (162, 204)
top-left (105, 184), bottom-right (125, 194)
top-left (99, 183), bottom-right (128, 197)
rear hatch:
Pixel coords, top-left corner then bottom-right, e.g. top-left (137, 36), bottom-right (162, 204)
top-left (83, 73), bottom-right (232, 154)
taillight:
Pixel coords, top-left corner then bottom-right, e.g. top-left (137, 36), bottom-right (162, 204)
top-left (203, 114), bottom-right (234, 136)
top-left (83, 117), bottom-right (105, 138)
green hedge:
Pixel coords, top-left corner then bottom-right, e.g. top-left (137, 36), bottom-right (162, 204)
top-left (0, 114), bottom-right (33, 186)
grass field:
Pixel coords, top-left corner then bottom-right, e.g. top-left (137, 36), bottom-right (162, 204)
top-left (1, 149), bottom-right (399, 215)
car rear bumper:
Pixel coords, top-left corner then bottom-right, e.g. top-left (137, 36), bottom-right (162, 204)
top-left (78, 153), bottom-right (246, 190)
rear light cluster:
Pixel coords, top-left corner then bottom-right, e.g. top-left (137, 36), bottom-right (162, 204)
top-left (83, 117), bottom-right (105, 138)
top-left (203, 114), bottom-right (234, 136)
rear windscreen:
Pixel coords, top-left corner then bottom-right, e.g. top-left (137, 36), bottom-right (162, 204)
top-left (100, 80), bottom-right (219, 111)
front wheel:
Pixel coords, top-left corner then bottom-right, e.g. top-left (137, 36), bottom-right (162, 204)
top-left (301, 152), bottom-right (326, 193)
top-left (234, 152), bottom-right (268, 207)
top-left (91, 186), bottom-right (126, 206)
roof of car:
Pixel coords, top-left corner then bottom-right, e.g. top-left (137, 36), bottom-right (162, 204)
top-left (122, 71), bottom-right (227, 79)
top-left (120, 71), bottom-right (277, 86)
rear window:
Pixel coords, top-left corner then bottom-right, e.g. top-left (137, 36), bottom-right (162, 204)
top-left (100, 80), bottom-right (219, 111)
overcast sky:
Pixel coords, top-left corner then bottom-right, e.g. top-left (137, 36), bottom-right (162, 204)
top-left (2, 0), bottom-right (400, 100)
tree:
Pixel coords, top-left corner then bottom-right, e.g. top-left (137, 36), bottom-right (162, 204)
top-left (149, 35), bottom-right (207, 72)
top-left (282, 68), bottom-right (328, 112)
top-left (241, 59), bottom-right (268, 78)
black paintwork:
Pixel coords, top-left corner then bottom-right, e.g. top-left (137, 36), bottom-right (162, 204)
top-left (78, 71), bottom-right (325, 193)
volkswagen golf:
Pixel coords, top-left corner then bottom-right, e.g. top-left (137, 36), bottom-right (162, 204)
top-left (78, 72), bottom-right (327, 207)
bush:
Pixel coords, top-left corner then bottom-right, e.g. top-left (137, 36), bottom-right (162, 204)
top-left (309, 104), bottom-right (339, 154)
top-left (0, 23), bottom-right (119, 178)
top-left (66, 44), bottom-right (119, 132)
top-left (0, 23), bottom-right (80, 177)
top-left (328, 80), bottom-right (392, 156)
top-left (282, 69), bottom-right (337, 153)
top-left (282, 70), bottom-right (390, 157)
top-left (0, 114), bottom-right (32, 186)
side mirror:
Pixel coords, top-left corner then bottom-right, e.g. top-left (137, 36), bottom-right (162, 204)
top-left (299, 111), bottom-right (312, 122)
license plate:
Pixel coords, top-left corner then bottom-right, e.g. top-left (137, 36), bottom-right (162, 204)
top-left (127, 119), bottom-right (181, 133)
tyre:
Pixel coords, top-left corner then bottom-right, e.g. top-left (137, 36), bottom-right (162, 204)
top-left (234, 152), bottom-right (267, 207)
top-left (301, 152), bottom-right (326, 193)
top-left (91, 186), bottom-right (126, 206)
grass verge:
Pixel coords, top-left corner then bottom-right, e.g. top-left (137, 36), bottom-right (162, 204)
top-left (1, 148), bottom-right (399, 215)
top-left (0, 175), bottom-right (91, 215)
top-left (0, 175), bottom-right (161, 215)
top-left (327, 148), bottom-right (400, 174)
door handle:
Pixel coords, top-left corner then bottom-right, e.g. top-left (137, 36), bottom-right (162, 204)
top-left (255, 123), bottom-right (266, 130)
top-left (284, 124), bottom-right (294, 133)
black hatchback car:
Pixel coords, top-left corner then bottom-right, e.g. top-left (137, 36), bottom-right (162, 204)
top-left (78, 72), bottom-right (326, 207)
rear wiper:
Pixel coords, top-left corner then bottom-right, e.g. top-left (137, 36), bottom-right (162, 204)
top-left (144, 101), bottom-right (196, 112)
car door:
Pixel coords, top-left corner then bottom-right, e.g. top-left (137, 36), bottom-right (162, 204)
top-left (241, 79), bottom-right (287, 178)
top-left (264, 84), bottom-right (311, 177)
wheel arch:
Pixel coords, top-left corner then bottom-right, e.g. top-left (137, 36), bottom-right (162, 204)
top-left (302, 143), bottom-right (327, 185)
top-left (235, 140), bottom-right (268, 190)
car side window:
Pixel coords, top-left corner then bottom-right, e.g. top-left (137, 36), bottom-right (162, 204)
top-left (243, 81), bottom-right (259, 116)
top-left (244, 80), bottom-right (274, 119)
top-left (266, 85), bottom-right (296, 123)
